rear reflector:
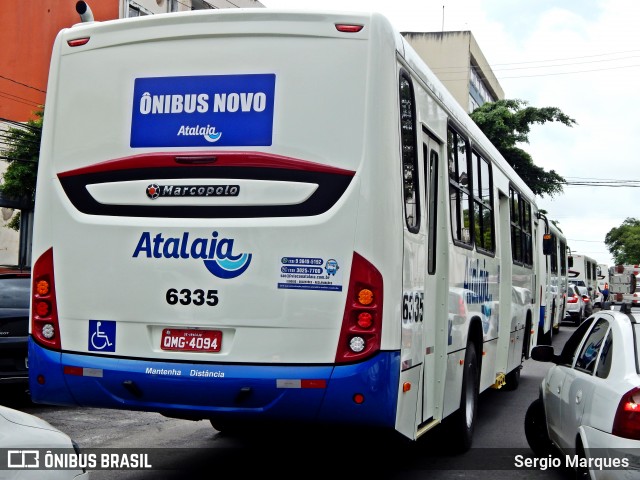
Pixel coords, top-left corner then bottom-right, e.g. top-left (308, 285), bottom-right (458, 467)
top-left (63, 366), bottom-right (104, 377)
top-left (276, 379), bottom-right (326, 389)
top-left (335, 24), bottom-right (364, 33)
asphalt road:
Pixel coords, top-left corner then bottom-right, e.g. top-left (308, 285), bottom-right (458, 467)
top-left (3, 321), bottom-right (582, 480)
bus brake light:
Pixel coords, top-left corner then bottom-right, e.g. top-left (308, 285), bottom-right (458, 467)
top-left (335, 252), bottom-right (383, 364)
top-left (32, 248), bottom-right (61, 350)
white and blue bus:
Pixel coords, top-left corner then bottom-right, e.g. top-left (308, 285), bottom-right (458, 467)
top-left (30, 8), bottom-right (550, 449)
top-left (537, 220), bottom-right (568, 344)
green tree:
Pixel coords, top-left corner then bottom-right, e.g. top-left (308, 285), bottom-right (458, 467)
top-left (604, 218), bottom-right (640, 264)
top-left (0, 111), bottom-right (42, 230)
top-left (470, 99), bottom-right (576, 197)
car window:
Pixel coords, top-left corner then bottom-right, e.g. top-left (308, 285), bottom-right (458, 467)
top-left (0, 277), bottom-right (30, 309)
top-left (595, 331), bottom-right (613, 378)
top-left (558, 317), bottom-right (595, 366)
top-left (575, 318), bottom-right (609, 374)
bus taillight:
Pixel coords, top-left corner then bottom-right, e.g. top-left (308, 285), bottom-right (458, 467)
top-left (335, 252), bottom-right (383, 363)
top-left (31, 248), bottom-right (61, 350)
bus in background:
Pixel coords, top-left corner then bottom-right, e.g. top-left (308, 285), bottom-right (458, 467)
top-left (595, 263), bottom-right (610, 307)
top-left (29, 8), bottom-right (552, 451)
top-left (537, 221), bottom-right (568, 345)
top-left (568, 253), bottom-right (599, 301)
top-left (608, 264), bottom-right (640, 306)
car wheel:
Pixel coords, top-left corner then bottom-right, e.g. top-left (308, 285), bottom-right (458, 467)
top-left (575, 442), bottom-right (590, 480)
top-left (524, 398), bottom-right (554, 457)
top-left (447, 341), bottom-right (479, 453)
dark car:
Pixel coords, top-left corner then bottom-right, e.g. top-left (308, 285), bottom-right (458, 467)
top-left (0, 267), bottom-right (31, 385)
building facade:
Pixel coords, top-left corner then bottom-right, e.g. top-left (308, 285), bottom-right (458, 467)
top-left (0, 0), bottom-right (264, 266)
top-left (402, 31), bottom-right (504, 113)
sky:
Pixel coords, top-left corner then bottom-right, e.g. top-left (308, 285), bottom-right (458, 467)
top-left (261, 0), bottom-right (640, 267)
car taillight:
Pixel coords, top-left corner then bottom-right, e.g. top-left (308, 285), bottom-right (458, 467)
top-left (31, 248), bottom-right (61, 350)
top-left (567, 294), bottom-right (578, 303)
top-left (582, 296), bottom-right (590, 303)
top-left (612, 387), bottom-right (640, 440)
top-left (335, 252), bottom-right (383, 364)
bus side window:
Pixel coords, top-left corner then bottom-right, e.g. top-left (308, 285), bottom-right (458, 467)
top-left (399, 72), bottom-right (420, 233)
top-left (509, 188), bottom-right (533, 267)
top-left (427, 147), bottom-right (438, 274)
top-left (472, 152), bottom-right (494, 254)
top-left (448, 127), bottom-right (472, 246)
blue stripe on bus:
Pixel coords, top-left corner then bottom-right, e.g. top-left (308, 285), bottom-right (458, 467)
top-left (539, 306), bottom-right (545, 327)
top-left (28, 339), bottom-right (399, 428)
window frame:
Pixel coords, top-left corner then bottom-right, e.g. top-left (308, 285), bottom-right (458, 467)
top-left (447, 125), bottom-right (472, 249)
top-left (509, 186), bottom-right (533, 268)
top-left (399, 70), bottom-right (420, 234)
top-left (470, 149), bottom-right (495, 255)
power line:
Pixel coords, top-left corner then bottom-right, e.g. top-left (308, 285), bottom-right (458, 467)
top-left (0, 91), bottom-right (42, 108)
top-left (0, 75), bottom-right (46, 94)
top-left (434, 53), bottom-right (640, 74)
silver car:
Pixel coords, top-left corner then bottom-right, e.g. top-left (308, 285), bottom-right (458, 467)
top-left (565, 284), bottom-right (589, 325)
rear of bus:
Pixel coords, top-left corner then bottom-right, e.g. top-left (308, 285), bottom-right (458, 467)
top-left (29, 10), bottom-right (405, 430)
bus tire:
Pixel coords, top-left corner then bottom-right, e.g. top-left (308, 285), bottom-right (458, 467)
top-left (503, 365), bottom-right (521, 391)
top-left (450, 341), bottom-right (479, 453)
top-left (524, 398), bottom-right (554, 457)
top-left (210, 419), bottom-right (240, 434)
top-left (551, 302), bottom-right (559, 334)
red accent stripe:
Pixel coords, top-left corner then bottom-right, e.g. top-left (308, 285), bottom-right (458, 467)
top-left (301, 379), bottom-right (327, 389)
top-left (57, 152), bottom-right (355, 178)
top-left (63, 366), bottom-right (83, 376)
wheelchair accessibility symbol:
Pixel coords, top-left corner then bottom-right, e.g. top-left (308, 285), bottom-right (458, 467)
top-left (88, 320), bottom-right (116, 352)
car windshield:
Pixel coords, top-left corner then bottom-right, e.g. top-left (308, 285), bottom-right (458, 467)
top-left (0, 277), bottom-right (30, 309)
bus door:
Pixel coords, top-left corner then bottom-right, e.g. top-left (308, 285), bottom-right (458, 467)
top-left (421, 128), bottom-right (440, 424)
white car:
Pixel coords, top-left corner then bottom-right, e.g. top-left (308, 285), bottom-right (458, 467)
top-left (0, 405), bottom-right (90, 478)
top-left (525, 308), bottom-right (640, 479)
top-left (565, 283), bottom-right (589, 325)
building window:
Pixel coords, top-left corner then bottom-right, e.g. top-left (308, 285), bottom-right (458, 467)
top-left (469, 65), bottom-right (496, 112)
top-left (127, 0), bottom-right (152, 17)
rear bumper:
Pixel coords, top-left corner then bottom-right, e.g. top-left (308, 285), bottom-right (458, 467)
top-left (29, 339), bottom-right (400, 428)
top-left (580, 426), bottom-right (640, 479)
